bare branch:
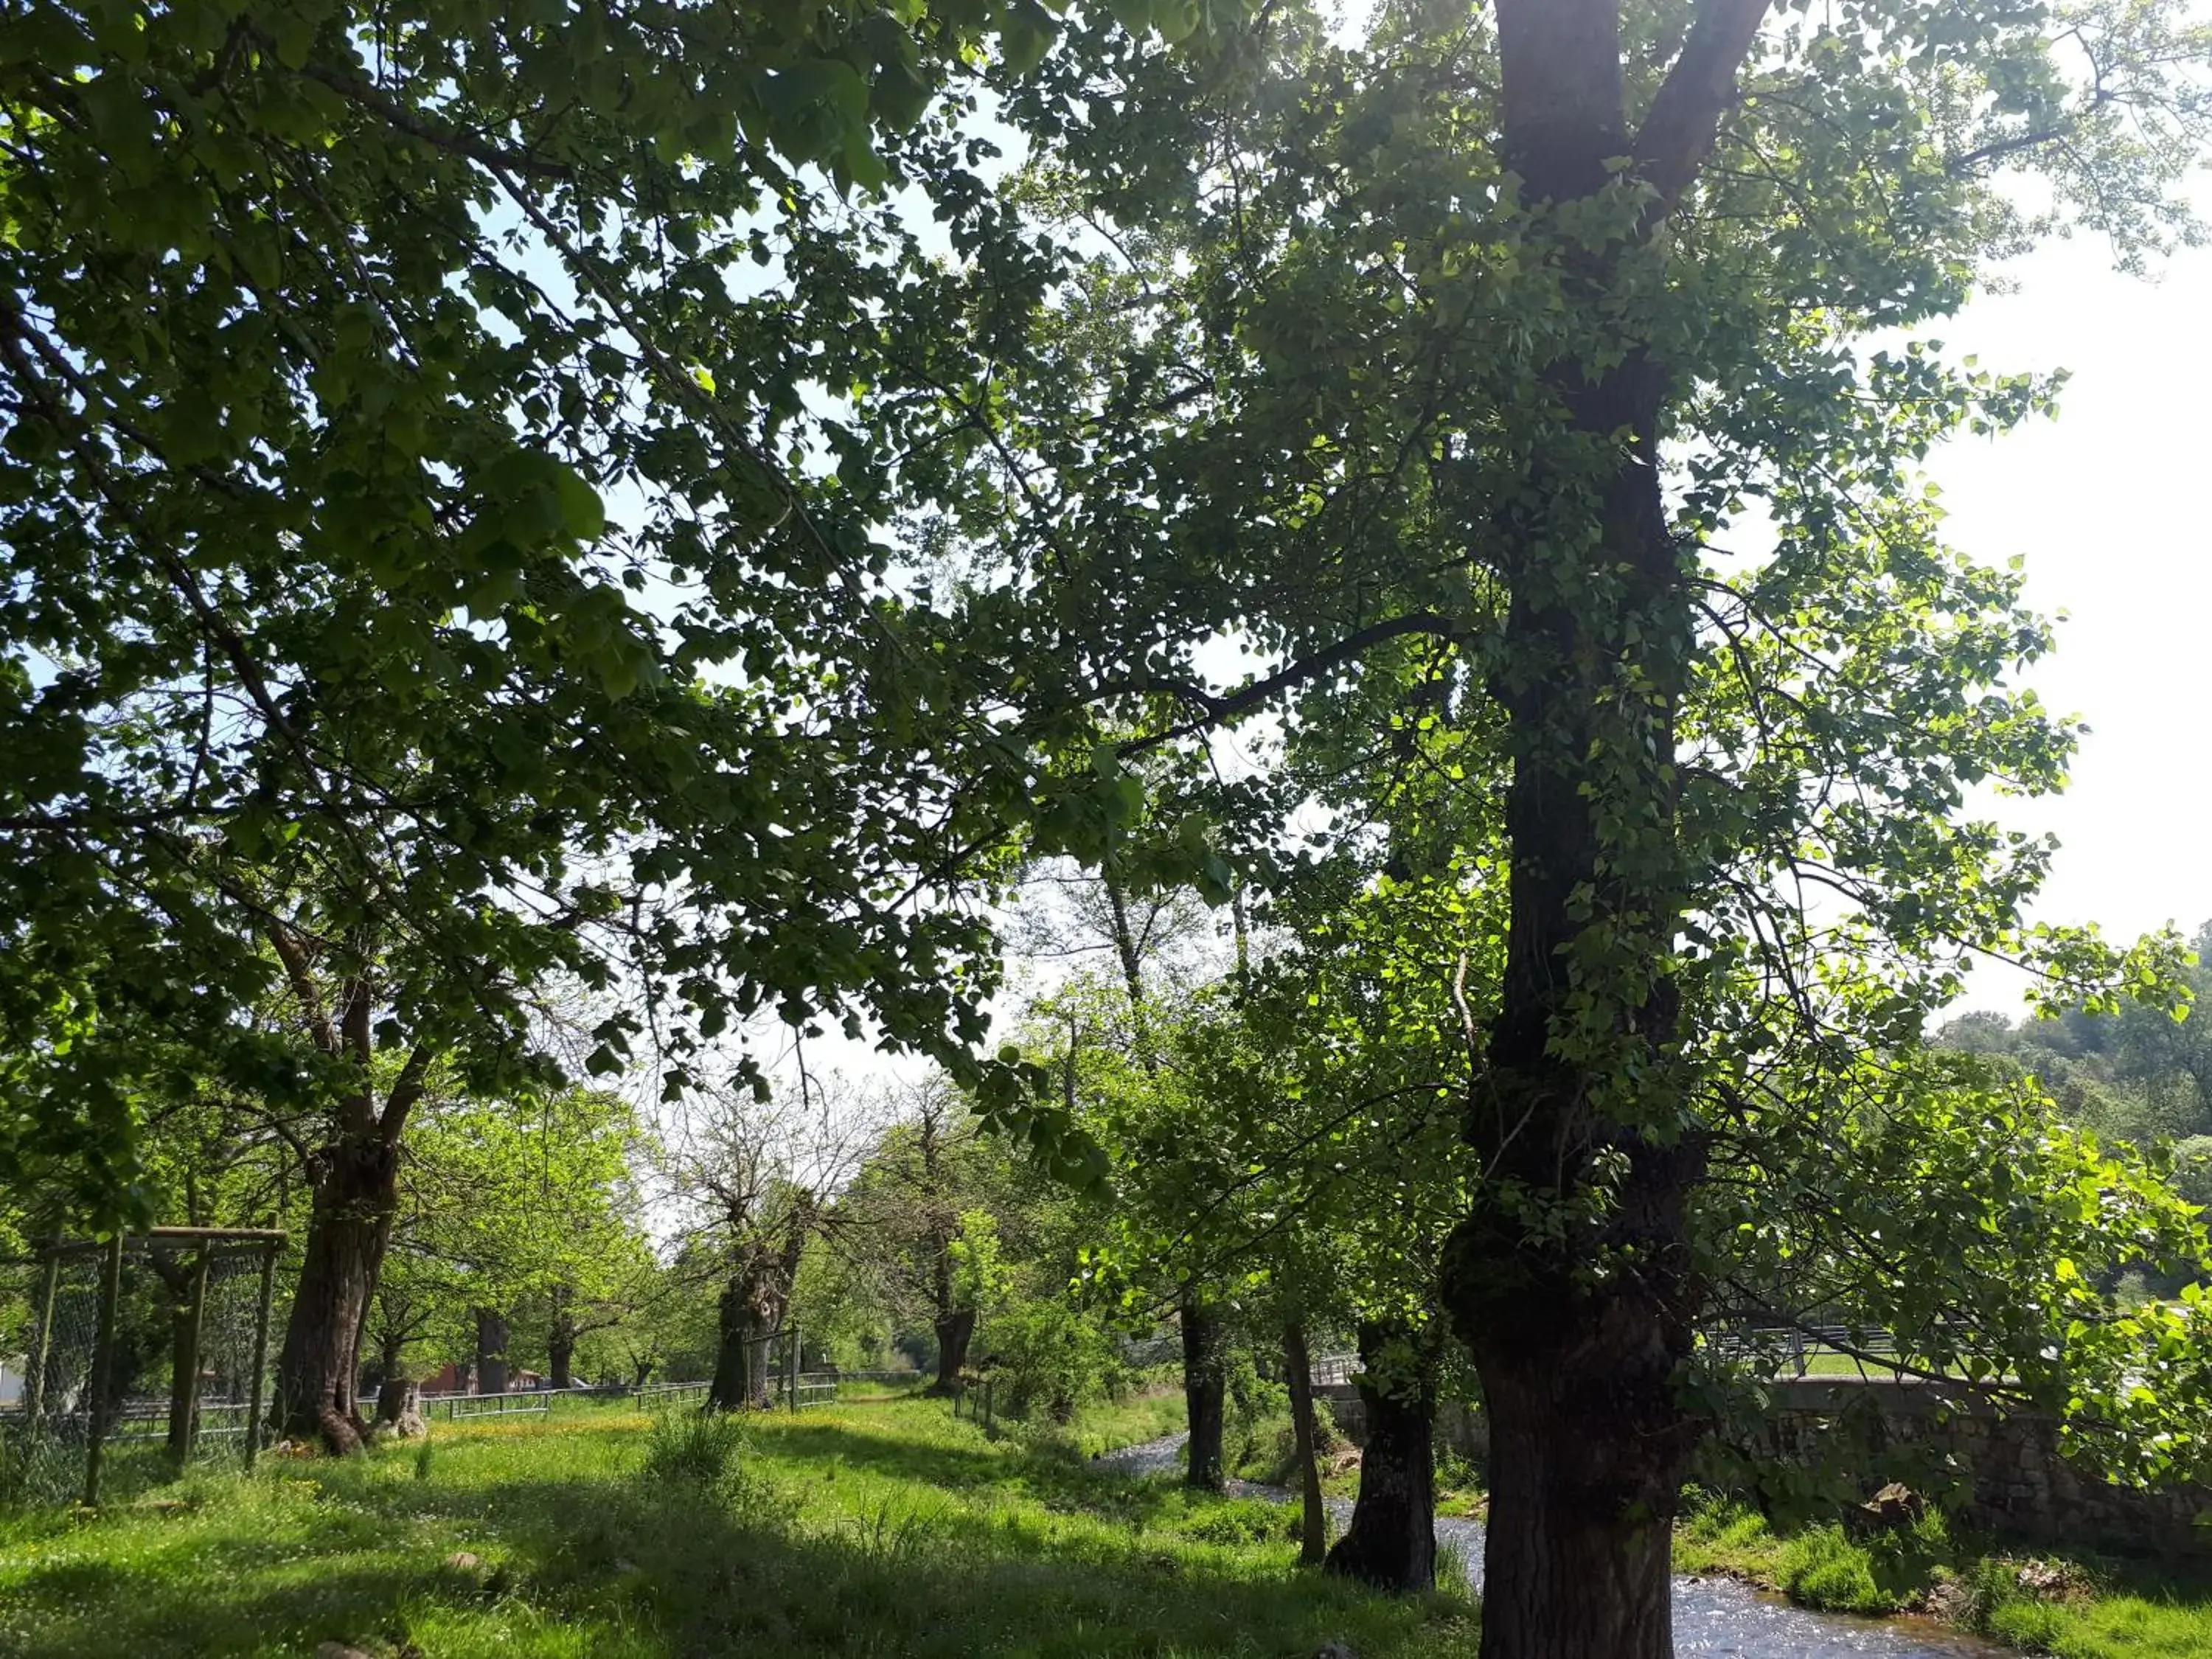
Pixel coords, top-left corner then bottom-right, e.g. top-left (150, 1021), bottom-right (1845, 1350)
top-left (1113, 611), bottom-right (1472, 757)
top-left (266, 922), bottom-right (338, 1057)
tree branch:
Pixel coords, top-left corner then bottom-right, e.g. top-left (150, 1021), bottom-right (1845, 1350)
top-left (1632, 0), bottom-right (1775, 220)
top-left (380, 1043), bottom-right (436, 1141)
top-left (266, 922), bottom-right (338, 1057)
top-left (291, 58), bottom-right (573, 180)
top-left (1113, 611), bottom-right (1472, 757)
top-left (338, 973), bottom-right (373, 1065)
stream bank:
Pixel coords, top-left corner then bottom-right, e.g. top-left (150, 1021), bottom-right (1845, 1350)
top-left (1094, 1431), bottom-right (2001, 1658)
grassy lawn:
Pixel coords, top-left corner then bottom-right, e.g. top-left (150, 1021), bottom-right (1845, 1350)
top-left (1674, 1492), bottom-right (2212, 1658)
top-left (0, 1393), bottom-right (1475, 1659)
top-left (1004, 1377), bottom-right (1192, 1462)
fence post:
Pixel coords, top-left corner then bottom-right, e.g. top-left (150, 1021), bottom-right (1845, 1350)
top-left (787, 1327), bottom-right (799, 1413)
top-left (83, 1232), bottom-right (125, 1507)
top-left (245, 1241), bottom-right (276, 1467)
top-left (24, 1245), bottom-right (60, 1425)
top-left (982, 1377), bottom-right (993, 1436)
top-left (173, 1244), bottom-right (212, 1468)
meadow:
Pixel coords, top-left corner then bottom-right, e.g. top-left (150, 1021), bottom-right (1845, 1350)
top-left (7, 1386), bottom-right (2211, 1658)
top-left (0, 1391), bottom-right (1473, 1659)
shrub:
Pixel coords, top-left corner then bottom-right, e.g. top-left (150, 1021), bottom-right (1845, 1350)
top-left (1983, 1594), bottom-right (2067, 1653)
top-left (988, 1301), bottom-right (1114, 1424)
top-left (1961, 1556), bottom-right (2075, 1653)
top-left (1175, 1496), bottom-right (1299, 1546)
top-left (642, 1408), bottom-right (748, 1486)
top-left (1434, 1444), bottom-right (1481, 1495)
top-left (1778, 1524), bottom-right (1893, 1615)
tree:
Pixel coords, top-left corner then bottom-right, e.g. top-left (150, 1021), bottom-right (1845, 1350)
top-left (361, 1080), bottom-right (644, 1413)
top-left (1, 0), bottom-right (1162, 1450)
top-left (1007, 840), bottom-right (1248, 1486)
top-left (964, 5), bottom-right (2212, 1652)
top-left (671, 1077), bottom-right (879, 1411)
top-left (821, 1077), bottom-right (1023, 1391)
top-left (1940, 919), bottom-right (2212, 1148)
top-left (1177, 863), bottom-right (1486, 1592)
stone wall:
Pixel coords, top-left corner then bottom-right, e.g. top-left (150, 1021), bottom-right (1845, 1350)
top-left (1728, 1379), bottom-right (2212, 1562)
top-left (1324, 1375), bottom-right (2211, 1560)
top-left (1318, 1385), bottom-right (1486, 1461)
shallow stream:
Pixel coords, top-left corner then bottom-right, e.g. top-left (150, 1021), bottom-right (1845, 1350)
top-left (1093, 1433), bottom-right (2001, 1658)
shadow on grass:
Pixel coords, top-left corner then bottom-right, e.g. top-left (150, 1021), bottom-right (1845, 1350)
top-left (4, 1551), bottom-right (439, 1658)
top-left (1, 1431), bottom-right (1471, 1659)
top-left (756, 1415), bottom-right (1254, 1538)
top-left (759, 1417), bottom-right (1018, 1491)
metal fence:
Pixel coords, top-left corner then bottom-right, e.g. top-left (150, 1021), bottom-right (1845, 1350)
top-left (1307, 1352), bottom-right (1358, 1387)
top-left (625, 1371), bottom-right (838, 1412)
top-left (633, 1380), bottom-right (712, 1411)
top-left (1118, 1334), bottom-right (1182, 1368)
top-left (1701, 1323), bottom-right (1922, 1379)
top-left (0, 1228), bottom-right (286, 1506)
top-left (415, 1365), bottom-right (848, 1427)
top-left (950, 1375), bottom-right (998, 1434)
top-left (422, 1388), bottom-right (552, 1423)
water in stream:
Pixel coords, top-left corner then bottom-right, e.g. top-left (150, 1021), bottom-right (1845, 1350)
top-left (1093, 1433), bottom-right (2001, 1658)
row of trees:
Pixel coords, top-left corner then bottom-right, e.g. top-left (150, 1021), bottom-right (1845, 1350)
top-left (12, 1), bottom-right (2212, 1654)
top-left (1944, 924), bottom-right (2212, 1172)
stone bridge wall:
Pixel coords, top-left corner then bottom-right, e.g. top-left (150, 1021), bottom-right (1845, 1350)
top-left (1742, 1378), bottom-right (2212, 1561)
top-left (1319, 1376), bottom-right (2211, 1560)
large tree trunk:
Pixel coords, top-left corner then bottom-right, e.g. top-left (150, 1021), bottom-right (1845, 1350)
top-left (1179, 1296), bottom-right (1225, 1492)
top-left (164, 1292), bottom-right (200, 1461)
top-left (370, 1329), bottom-right (406, 1402)
top-left (1471, 1324), bottom-right (1686, 1659)
top-left (151, 1250), bottom-right (206, 1462)
top-left (709, 1281), bottom-right (772, 1411)
top-left (1324, 1324), bottom-right (1436, 1593)
top-left (933, 1308), bottom-right (976, 1393)
top-left (1284, 1321), bottom-right (1328, 1567)
top-left (375, 1377), bottom-right (426, 1438)
top-left (275, 1135), bottom-right (401, 1453)
top-left (1436, 7), bottom-right (1768, 1652)
top-left (475, 1307), bottom-right (510, 1397)
top-left (548, 1285), bottom-right (576, 1390)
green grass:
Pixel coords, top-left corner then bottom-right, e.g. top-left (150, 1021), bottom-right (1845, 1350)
top-left (1674, 1492), bottom-right (2212, 1657)
top-left (1018, 1381), bottom-right (1192, 1462)
top-left (0, 1394), bottom-right (1476, 1659)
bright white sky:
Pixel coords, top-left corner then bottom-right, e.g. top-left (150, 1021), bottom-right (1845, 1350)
top-left (1928, 233), bottom-right (2212, 1009)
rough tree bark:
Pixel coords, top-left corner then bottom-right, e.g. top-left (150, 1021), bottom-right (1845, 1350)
top-left (1180, 1295), bottom-right (1226, 1492)
top-left (709, 1203), bottom-right (813, 1411)
top-left (375, 1377), bottom-right (426, 1438)
top-left (269, 931), bottom-right (434, 1454)
top-left (548, 1284), bottom-right (577, 1391)
top-left (475, 1306), bottom-right (510, 1397)
top-left (933, 1308), bottom-right (977, 1391)
top-left (151, 1249), bottom-right (206, 1463)
top-left (1284, 1321), bottom-right (1328, 1567)
top-left (709, 1290), bottom-right (772, 1410)
top-left (1323, 1323), bottom-right (1436, 1593)
top-left (276, 1131), bottom-right (407, 1451)
top-left (1441, 5), bottom-right (1773, 1656)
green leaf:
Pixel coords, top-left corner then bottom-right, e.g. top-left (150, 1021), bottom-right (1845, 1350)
top-left (552, 467), bottom-right (606, 541)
